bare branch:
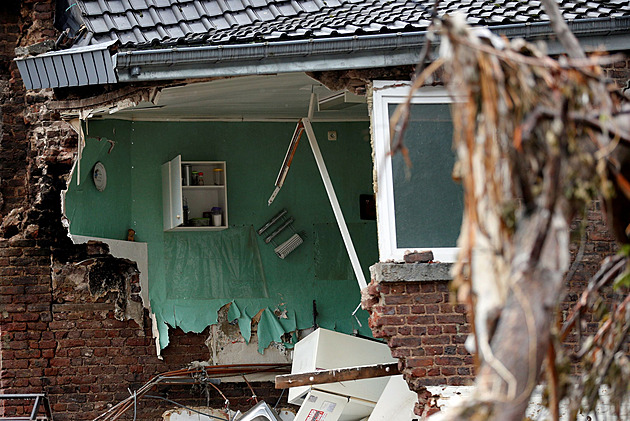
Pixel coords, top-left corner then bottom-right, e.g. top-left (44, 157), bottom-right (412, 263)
top-left (540, 0), bottom-right (586, 59)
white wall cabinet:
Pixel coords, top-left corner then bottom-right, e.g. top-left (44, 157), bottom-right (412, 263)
top-left (162, 155), bottom-right (228, 231)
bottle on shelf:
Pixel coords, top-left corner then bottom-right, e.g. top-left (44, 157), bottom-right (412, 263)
top-left (183, 197), bottom-right (189, 226)
top-left (213, 168), bottom-right (224, 185)
top-left (198, 172), bottom-right (205, 185)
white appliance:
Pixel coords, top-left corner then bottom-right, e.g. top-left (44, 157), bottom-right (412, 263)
top-left (289, 329), bottom-right (397, 421)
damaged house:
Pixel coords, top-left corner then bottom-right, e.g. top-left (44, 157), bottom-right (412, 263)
top-left (2, 0), bottom-right (630, 419)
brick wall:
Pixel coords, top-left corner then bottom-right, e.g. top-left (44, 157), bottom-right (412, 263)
top-left (361, 57), bottom-right (630, 416)
top-left (364, 268), bottom-right (473, 387)
top-left (362, 263), bottom-right (472, 416)
top-left (0, 226), bottom-right (285, 420)
top-left (1, 235), bottom-right (284, 419)
top-left (2, 3), bottom-right (629, 420)
top-left (363, 205), bottom-right (622, 417)
top-left (0, 2), bottom-right (286, 420)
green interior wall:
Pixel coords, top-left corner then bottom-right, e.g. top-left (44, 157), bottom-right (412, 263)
top-left (65, 121), bottom-right (132, 239)
top-left (67, 119), bottom-right (377, 350)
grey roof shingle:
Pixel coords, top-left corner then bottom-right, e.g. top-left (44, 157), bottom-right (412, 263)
top-left (71, 0), bottom-right (630, 48)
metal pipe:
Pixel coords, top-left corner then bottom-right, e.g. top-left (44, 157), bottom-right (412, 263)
top-left (257, 209), bottom-right (287, 235)
top-left (264, 217), bottom-right (294, 244)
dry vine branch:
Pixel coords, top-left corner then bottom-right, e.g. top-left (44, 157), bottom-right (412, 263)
top-left (387, 2), bottom-right (630, 419)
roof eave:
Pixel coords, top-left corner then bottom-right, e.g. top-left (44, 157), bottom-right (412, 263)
top-left (13, 17), bottom-right (630, 90)
top-left (114, 32), bottom-right (426, 82)
top-left (114, 17), bottom-right (630, 83)
top-left (15, 40), bottom-right (117, 90)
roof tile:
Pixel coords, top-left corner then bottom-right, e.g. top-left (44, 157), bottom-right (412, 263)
top-left (83, 1), bottom-right (105, 16)
top-left (232, 11), bottom-right (253, 25)
top-left (179, 3), bottom-right (201, 19)
top-left (70, 0), bottom-right (630, 49)
top-left (226, 0), bottom-right (245, 12)
top-left (152, 0), bottom-right (173, 7)
top-left (107, 0), bottom-right (127, 13)
top-left (157, 8), bottom-right (179, 25)
top-left (89, 16), bottom-right (110, 33)
top-left (128, 0), bottom-right (148, 9)
top-left (112, 14), bottom-right (133, 30)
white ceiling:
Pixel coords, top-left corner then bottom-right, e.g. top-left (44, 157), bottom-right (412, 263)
top-left (96, 72), bottom-right (369, 122)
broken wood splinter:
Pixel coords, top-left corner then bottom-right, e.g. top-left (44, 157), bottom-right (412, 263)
top-left (274, 362), bottom-right (400, 389)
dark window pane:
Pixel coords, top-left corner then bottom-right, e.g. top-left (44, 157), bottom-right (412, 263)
top-left (389, 103), bottom-right (463, 248)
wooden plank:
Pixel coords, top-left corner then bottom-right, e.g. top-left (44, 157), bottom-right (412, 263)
top-left (275, 362), bottom-right (399, 389)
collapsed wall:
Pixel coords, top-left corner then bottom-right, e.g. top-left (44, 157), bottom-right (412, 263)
top-left (0, 2), bottom-right (285, 419)
top-left (2, 1), bottom-right (628, 419)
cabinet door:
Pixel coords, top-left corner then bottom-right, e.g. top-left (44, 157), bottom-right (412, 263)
top-left (162, 155), bottom-right (183, 231)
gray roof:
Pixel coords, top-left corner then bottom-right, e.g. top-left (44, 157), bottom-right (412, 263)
top-left (15, 0), bottom-right (630, 90)
top-left (73, 0), bottom-right (630, 48)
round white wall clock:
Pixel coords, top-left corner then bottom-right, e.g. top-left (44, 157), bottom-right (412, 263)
top-left (93, 162), bottom-right (107, 192)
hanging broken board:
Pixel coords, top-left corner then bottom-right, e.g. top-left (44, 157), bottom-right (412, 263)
top-left (268, 121), bottom-right (305, 206)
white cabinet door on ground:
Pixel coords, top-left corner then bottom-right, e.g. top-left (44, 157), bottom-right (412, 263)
top-left (162, 154), bottom-right (183, 231)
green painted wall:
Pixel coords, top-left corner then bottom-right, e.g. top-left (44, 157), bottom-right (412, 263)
top-left (65, 122), bottom-right (132, 239)
top-left (67, 119), bottom-right (377, 349)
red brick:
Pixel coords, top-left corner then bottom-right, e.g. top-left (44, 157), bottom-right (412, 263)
top-left (425, 346), bottom-right (443, 356)
top-left (410, 368), bottom-right (426, 377)
top-left (427, 326), bottom-right (442, 335)
top-left (420, 283), bottom-right (435, 293)
top-left (405, 283), bottom-right (420, 293)
top-left (441, 367), bottom-right (456, 376)
top-left (436, 314), bottom-right (466, 324)
top-left (422, 336), bottom-right (450, 345)
top-left (389, 336), bottom-right (421, 347)
top-left (398, 325), bottom-right (411, 335)
top-left (426, 367), bottom-right (440, 377)
top-left (384, 294), bottom-right (413, 305)
top-left (397, 305), bottom-right (410, 315)
top-left (435, 357), bottom-right (463, 366)
top-left (425, 304), bottom-right (439, 313)
top-left (391, 348), bottom-right (411, 358)
top-left (411, 326), bottom-right (427, 336)
top-left (443, 325), bottom-right (457, 334)
top-left (372, 305), bottom-right (395, 315)
top-left (406, 315), bottom-right (435, 325)
top-left (406, 357), bottom-right (434, 367)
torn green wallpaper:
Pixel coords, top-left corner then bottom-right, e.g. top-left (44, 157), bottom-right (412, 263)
top-left (68, 120), bottom-right (377, 352)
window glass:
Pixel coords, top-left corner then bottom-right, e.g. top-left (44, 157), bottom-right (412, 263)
top-left (371, 82), bottom-right (462, 262)
top-left (389, 103), bottom-right (463, 248)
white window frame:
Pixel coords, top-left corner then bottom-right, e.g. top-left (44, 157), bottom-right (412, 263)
top-left (372, 81), bottom-right (460, 263)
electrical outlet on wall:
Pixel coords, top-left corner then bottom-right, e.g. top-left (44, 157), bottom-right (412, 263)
top-left (327, 131), bottom-right (337, 141)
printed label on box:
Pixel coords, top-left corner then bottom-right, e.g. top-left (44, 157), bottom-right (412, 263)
top-left (306, 409), bottom-right (327, 421)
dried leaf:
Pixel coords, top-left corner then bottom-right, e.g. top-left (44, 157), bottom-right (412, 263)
top-left (614, 172), bottom-right (630, 200)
